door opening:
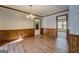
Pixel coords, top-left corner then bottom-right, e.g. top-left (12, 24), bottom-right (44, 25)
top-left (56, 14), bottom-right (68, 39)
top-left (34, 18), bottom-right (41, 35)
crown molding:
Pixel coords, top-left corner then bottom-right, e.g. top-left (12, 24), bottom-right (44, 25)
top-left (0, 5), bottom-right (43, 17)
top-left (43, 9), bottom-right (69, 17)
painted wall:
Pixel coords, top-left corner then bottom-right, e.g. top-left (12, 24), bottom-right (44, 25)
top-left (69, 6), bottom-right (79, 35)
top-left (0, 7), bottom-right (38, 30)
top-left (42, 11), bottom-right (68, 29)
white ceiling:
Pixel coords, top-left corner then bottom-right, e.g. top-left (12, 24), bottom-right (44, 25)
top-left (5, 5), bottom-right (69, 16)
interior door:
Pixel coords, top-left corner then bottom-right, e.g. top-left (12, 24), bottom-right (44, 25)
top-left (34, 19), bottom-right (41, 35)
top-left (56, 14), bottom-right (68, 39)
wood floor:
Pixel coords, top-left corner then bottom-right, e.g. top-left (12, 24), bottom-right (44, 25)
top-left (0, 35), bottom-right (68, 53)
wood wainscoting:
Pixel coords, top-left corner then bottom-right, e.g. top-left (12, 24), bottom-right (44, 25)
top-left (68, 34), bottom-right (79, 53)
top-left (42, 28), bottom-right (57, 38)
top-left (0, 29), bottom-right (34, 43)
top-left (40, 28), bottom-right (43, 34)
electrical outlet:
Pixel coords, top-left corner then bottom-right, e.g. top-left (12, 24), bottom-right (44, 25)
top-left (21, 34), bottom-right (23, 36)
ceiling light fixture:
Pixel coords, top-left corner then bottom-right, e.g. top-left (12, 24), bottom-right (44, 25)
top-left (26, 5), bottom-right (35, 19)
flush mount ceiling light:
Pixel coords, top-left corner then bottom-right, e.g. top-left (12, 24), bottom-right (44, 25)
top-left (26, 5), bottom-right (35, 19)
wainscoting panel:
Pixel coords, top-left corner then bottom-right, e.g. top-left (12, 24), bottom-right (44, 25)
top-left (0, 29), bottom-right (34, 43)
top-left (43, 28), bottom-right (57, 38)
top-left (68, 34), bottom-right (79, 53)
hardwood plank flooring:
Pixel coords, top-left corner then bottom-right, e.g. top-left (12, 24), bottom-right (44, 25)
top-left (0, 35), bottom-right (68, 53)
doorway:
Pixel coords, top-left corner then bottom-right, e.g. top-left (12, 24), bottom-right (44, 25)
top-left (56, 14), bottom-right (68, 39)
top-left (34, 18), bottom-right (41, 35)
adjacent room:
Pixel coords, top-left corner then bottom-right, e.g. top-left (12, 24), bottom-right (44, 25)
top-left (0, 5), bottom-right (79, 53)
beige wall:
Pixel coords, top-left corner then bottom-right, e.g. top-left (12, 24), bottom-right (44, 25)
top-left (0, 7), bottom-right (41, 30)
top-left (0, 7), bottom-right (69, 31)
top-left (42, 11), bottom-right (68, 29)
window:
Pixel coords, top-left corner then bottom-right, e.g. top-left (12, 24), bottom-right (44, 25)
top-left (58, 21), bottom-right (66, 30)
